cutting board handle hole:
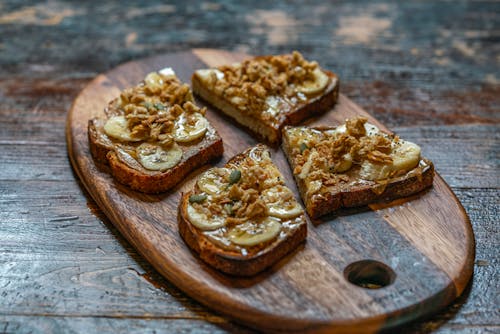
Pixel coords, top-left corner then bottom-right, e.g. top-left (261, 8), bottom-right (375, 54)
top-left (343, 260), bottom-right (396, 289)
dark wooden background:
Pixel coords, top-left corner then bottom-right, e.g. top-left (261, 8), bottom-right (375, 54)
top-left (0, 1), bottom-right (498, 333)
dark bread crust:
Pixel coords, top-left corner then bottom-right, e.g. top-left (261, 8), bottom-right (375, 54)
top-left (178, 144), bottom-right (308, 276)
top-left (178, 193), bottom-right (307, 276)
top-left (88, 119), bottom-right (223, 194)
top-left (282, 126), bottom-right (435, 219)
top-left (88, 119), bottom-right (112, 164)
top-left (191, 70), bottom-right (339, 145)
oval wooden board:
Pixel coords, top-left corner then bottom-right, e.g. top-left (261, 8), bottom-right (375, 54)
top-left (66, 49), bottom-right (474, 333)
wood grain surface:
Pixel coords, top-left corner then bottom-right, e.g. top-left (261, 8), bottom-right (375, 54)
top-left (2, 1), bottom-right (498, 333)
top-left (66, 49), bottom-right (474, 333)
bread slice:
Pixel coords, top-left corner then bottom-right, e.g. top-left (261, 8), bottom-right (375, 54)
top-left (88, 68), bottom-right (223, 193)
top-left (178, 144), bottom-right (307, 276)
top-left (282, 117), bottom-right (434, 219)
top-left (192, 51), bottom-right (339, 144)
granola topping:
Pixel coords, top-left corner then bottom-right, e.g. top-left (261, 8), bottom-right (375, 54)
top-left (101, 69), bottom-right (211, 172)
top-left (288, 117), bottom-right (422, 194)
top-left (106, 70), bottom-right (207, 146)
top-left (196, 51), bottom-right (330, 121)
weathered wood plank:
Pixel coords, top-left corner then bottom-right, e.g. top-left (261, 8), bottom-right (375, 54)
top-left (0, 0), bottom-right (498, 332)
top-left (0, 1), bottom-right (497, 94)
top-left (0, 316), bottom-right (254, 334)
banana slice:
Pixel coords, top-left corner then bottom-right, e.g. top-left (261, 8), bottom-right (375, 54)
top-left (333, 153), bottom-right (353, 173)
top-left (249, 145), bottom-right (272, 162)
top-left (158, 67), bottom-right (176, 78)
top-left (360, 161), bottom-right (391, 181)
top-left (391, 140), bottom-right (421, 172)
top-left (287, 127), bottom-right (323, 148)
top-left (325, 123), bottom-right (379, 137)
top-left (360, 140), bottom-right (421, 181)
top-left (265, 96), bottom-right (281, 117)
top-left (298, 150), bottom-right (318, 179)
top-left (144, 72), bottom-right (164, 89)
top-left (262, 186), bottom-right (303, 219)
top-left (195, 68), bottom-right (225, 81)
top-left (247, 147), bottom-right (282, 188)
top-left (263, 164), bottom-right (283, 189)
top-left (173, 113), bottom-right (208, 142)
top-left (186, 202), bottom-right (226, 231)
top-left (228, 217), bottom-right (281, 247)
top-left (104, 115), bottom-right (143, 142)
top-left (136, 143), bottom-right (182, 171)
top-left (297, 68), bottom-right (330, 96)
top-left (197, 168), bottom-right (230, 195)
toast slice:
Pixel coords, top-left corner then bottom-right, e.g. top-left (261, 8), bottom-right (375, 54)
top-left (178, 144), bottom-right (307, 276)
top-left (192, 51), bottom-right (339, 144)
top-left (88, 68), bottom-right (223, 193)
top-left (282, 117), bottom-right (434, 219)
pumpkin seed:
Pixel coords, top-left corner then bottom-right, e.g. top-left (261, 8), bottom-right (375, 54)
top-left (228, 169), bottom-right (241, 185)
top-left (189, 193), bottom-right (207, 203)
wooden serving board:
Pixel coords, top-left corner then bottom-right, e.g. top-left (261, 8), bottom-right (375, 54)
top-left (66, 49), bottom-right (474, 333)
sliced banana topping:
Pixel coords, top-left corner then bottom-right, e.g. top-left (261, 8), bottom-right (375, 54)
top-left (333, 153), bottom-right (353, 173)
top-left (249, 146), bottom-right (272, 162)
top-left (144, 72), bottom-right (164, 89)
top-left (391, 140), bottom-right (421, 173)
top-left (173, 113), bottom-right (208, 142)
top-left (360, 140), bottom-right (421, 181)
top-left (360, 161), bottom-right (391, 181)
top-left (136, 142), bottom-right (182, 171)
top-left (228, 217), bottom-right (281, 247)
top-left (298, 150), bottom-right (318, 179)
top-left (263, 164), bottom-right (282, 189)
top-left (195, 69), bottom-right (225, 88)
top-left (287, 127), bottom-right (323, 148)
top-left (297, 68), bottom-right (330, 96)
top-left (104, 115), bottom-right (144, 142)
top-left (265, 96), bottom-right (281, 117)
top-left (158, 67), bottom-right (176, 78)
top-left (262, 186), bottom-right (303, 219)
top-left (196, 68), bottom-right (225, 81)
top-left (197, 168), bottom-right (231, 195)
top-left (325, 123), bottom-right (379, 137)
top-left (186, 201), bottom-right (226, 231)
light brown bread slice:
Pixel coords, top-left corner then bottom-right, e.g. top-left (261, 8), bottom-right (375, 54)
top-left (178, 144), bottom-right (307, 276)
top-left (282, 117), bottom-right (434, 219)
top-left (192, 51), bottom-right (339, 144)
top-left (88, 68), bottom-right (223, 193)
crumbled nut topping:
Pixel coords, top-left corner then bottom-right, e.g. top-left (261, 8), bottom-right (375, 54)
top-left (109, 72), bottom-right (206, 145)
top-left (204, 51), bottom-right (323, 120)
top-left (291, 117), bottom-right (396, 191)
top-left (193, 149), bottom-right (288, 224)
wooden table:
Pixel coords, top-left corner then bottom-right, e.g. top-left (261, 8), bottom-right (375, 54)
top-left (1, 1), bottom-right (498, 333)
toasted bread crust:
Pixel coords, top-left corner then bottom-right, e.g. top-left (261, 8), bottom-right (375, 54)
top-left (107, 137), bottom-right (223, 193)
top-left (88, 119), bottom-right (223, 194)
top-left (191, 71), bottom-right (339, 145)
top-left (178, 193), bottom-right (307, 276)
top-left (282, 126), bottom-right (435, 219)
top-left (88, 119), bottom-right (112, 164)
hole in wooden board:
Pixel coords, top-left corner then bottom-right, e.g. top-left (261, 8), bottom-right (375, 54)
top-left (343, 260), bottom-right (396, 289)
